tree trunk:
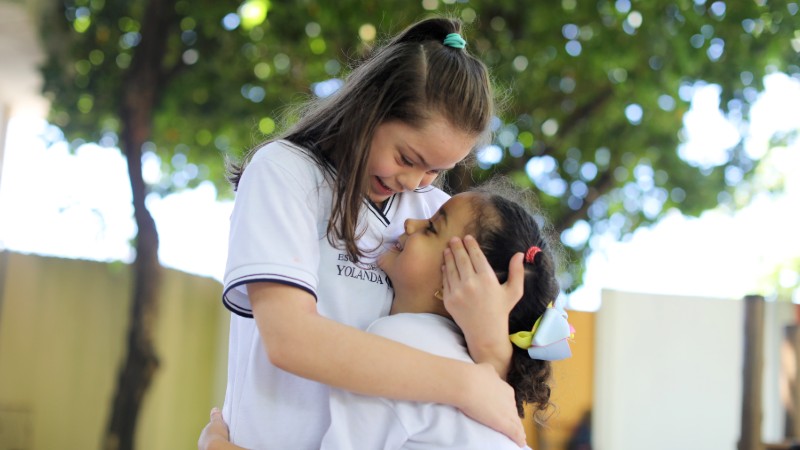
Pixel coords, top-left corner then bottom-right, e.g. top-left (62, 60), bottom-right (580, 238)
top-left (102, 0), bottom-right (177, 448)
top-left (103, 100), bottom-right (162, 449)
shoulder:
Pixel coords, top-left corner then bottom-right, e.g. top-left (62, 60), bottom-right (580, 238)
top-left (249, 140), bottom-right (320, 172)
top-left (240, 140), bottom-right (327, 189)
top-left (367, 314), bottom-right (471, 362)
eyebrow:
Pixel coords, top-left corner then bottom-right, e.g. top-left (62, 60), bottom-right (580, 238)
top-left (410, 146), bottom-right (456, 171)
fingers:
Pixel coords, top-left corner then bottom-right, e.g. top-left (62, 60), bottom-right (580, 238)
top-left (461, 235), bottom-right (492, 273)
top-left (199, 407), bottom-right (229, 450)
top-left (448, 237), bottom-right (470, 279)
top-left (210, 407), bottom-right (221, 420)
top-left (441, 262), bottom-right (451, 294)
top-left (497, 415), bottom-right (526, 447)
top-left (467, 364), bottom-right (527, 447)
top-left (493, 394), bottom-right (526, 447)
top-left (443, 246), bottom-right (459, 283)
top-left (504, 252), bottom-right (525, 309)
top-left (508, 418), bottom-right (526, 447)
top-left (447, 235), bottom-right (491, 277)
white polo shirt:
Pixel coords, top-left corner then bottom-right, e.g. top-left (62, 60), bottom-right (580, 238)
top-left (322, 313), bottom-right (531, 450)
top-left (221, 140), bottom-right (449, 449)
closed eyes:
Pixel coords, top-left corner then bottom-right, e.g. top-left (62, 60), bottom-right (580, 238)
top-left (426, 220), bottom-right (437, 234)
top-left (401, 153), bottom-right (441, 175)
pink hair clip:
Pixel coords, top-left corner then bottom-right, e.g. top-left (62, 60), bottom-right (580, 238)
top-left (525, 246), bottom-right (542, 264)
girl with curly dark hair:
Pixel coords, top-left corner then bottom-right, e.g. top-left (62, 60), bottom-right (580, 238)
top-left (319, 179), bottom-right (571, 448)
top-left (201, 179), bottom-right (573, 449)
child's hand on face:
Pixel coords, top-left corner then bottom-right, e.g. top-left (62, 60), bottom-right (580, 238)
top-left (441, 235), bottom-right (525, 378)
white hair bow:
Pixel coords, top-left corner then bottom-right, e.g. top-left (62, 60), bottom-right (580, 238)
top-left (509, 302), bottom-right (575, 361)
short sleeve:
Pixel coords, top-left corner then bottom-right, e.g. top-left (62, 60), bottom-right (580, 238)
top-left (222, 142), bottom-right (325, 317)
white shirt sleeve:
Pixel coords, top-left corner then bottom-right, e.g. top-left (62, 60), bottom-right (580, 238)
top-left (222, 141), bottom-right (325, 317)
top-left (322, 389), bottom-right (409, 450)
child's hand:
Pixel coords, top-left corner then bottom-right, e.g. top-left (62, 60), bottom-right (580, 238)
top-left (458, 362), bottom-right (527, 446)
top-left (442, 235), bottom-right (525, 378)
top-left (198, 407), bottom-right (234, 450)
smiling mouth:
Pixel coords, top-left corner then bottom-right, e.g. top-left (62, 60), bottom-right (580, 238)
top-left (388, 240), bottom-right (403, 252)
top-left (376, 177), bottom-right (394, 195)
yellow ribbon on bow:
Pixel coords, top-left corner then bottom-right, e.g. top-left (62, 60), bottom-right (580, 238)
top-left (508, 302), bottom-right (552, 349)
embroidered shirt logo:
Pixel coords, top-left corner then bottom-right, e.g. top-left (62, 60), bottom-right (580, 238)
top-left (336, 253), bottom-right (387, 285)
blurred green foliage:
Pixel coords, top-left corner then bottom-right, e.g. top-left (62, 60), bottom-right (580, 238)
top-left (39, 0), bottom-right (800, 291)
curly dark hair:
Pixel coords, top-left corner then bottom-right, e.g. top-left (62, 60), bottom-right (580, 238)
top-left (466, 178), bottom-right (563, 421)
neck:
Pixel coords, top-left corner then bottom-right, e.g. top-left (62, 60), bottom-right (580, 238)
top-left (389, 293), bottom-right (451, 319)
top-left (369, 197), bottom-right (387, 210)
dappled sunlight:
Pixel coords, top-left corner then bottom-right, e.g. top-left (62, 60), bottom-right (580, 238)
top-left (3, 71), bottom-right (800, 308)
top-left (568, 75), bottom-right (800, 311)
top-left (0, 116), bottom-right (231, 280)
top-left (678, 83), bottom-right (741, 169)
top-left (0, 117), bottom-right (134, 262)
top-left (2, 3), bottom-right (799, 314)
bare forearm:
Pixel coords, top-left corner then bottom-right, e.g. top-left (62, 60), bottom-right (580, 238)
top-left (465, 335), bottom-right (512, 380)
top-left (258, 297), bottom-right (472, 405)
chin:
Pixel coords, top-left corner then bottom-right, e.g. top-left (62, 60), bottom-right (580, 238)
top-left (370, 194), bottom-right (390, 204)
top-left (376, 257), bottom-right (391, 275)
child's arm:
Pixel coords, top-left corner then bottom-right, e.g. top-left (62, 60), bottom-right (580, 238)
top-left (249, 282), bottom-right (526, 447)
top-left (442, 235), bottom-right (525, 379)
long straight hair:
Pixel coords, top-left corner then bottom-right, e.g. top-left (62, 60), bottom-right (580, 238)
top-left (229, 17), bottom-right (494, 263)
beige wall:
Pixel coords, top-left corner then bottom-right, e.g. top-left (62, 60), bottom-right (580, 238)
top-left (0, 251), bottom-right (229, 450)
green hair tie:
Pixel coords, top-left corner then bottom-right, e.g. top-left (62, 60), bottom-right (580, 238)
top-left (443, 33), bottom-right (466, 49)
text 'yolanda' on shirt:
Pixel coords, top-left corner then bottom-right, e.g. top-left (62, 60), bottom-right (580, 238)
top-left (336, 253), bottom-right (388, 285)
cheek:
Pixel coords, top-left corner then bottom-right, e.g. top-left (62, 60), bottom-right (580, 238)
top-left (377, 251), bottom-right (395, 273)
top-left (419, 173), bottom-right (438, 188)
top-left (428, 269), bottom-right (444, 289)
top-left (368, 150), bottom-right (396, 177)
top-left (403, 265), bottom-right (441, 289)
top-left (415, 252), bottom-right (445, 285)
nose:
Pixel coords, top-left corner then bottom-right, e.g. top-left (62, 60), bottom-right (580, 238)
top-left (398, 170), bottom-right (434, 191)
top-left (404, 218), bottom-right (427, 235)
